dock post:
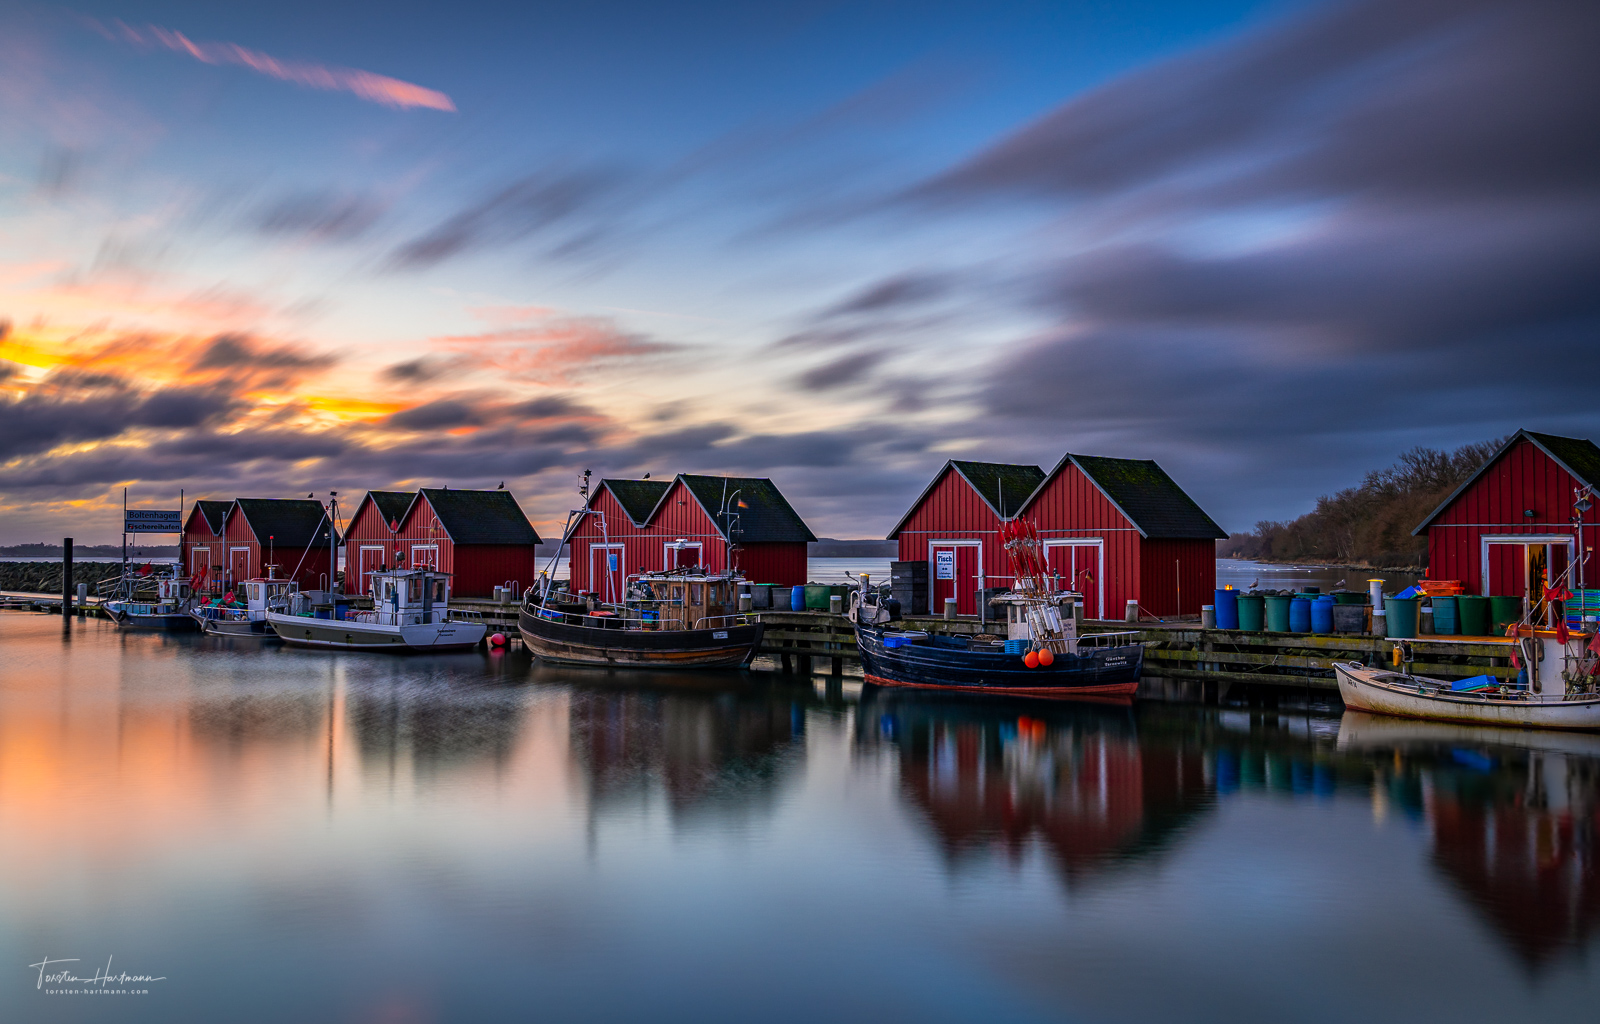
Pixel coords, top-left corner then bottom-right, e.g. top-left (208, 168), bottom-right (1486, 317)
top-left (61, 537), bottom-right (73, 621)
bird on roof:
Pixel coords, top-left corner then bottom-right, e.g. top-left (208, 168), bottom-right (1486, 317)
top-left (498, 481), bottom-right (504, 489)
top-left (642, 473), bottom-right (650, 479)
top-left (307, 493), bottom-right (314, 498)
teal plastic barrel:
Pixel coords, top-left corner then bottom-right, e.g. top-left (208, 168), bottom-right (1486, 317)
top-left (1489, 596), bottom-right (1522, 634)
top-left (1458, 595), bottom-right (1490, 636)
top-left (1263, 594), bottom-right (1292, 632)
top-left (1237, 594), bottom-right (1265, 632)
top-left (1384, 597), bottom-right (1419, 638)
top-left (1430, 596), bottom-right (1459, 635)
top-left (1332, 591), bottom-right (1368, 605)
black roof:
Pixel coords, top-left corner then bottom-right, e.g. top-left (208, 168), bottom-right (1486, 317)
top-left (1413, 430), bottom-right (1600, 534)
top-left (368, 490), bottom-right (416, 529)
top-left (190, 500), bottom-right (232, 535)
top-left (887, 460), bottom-right (1046, 537)
top-left (1031, 454), bottom-right (1226, 539)
top-left (677, 475), bottom-right (817, 543)
top-left (418, 488), bottom-right (540, 545)
top-left (233, 498), bottom-right (334, 547)
top-left (600, 479), bottom-right (672, 526)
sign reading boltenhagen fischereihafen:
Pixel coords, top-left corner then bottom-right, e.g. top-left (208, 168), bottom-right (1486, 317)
top-left (124, 510), bottom-right (183, 533)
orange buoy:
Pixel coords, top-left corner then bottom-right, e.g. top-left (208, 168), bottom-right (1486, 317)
top-left (1024, 650), bottom-right (1040, 669)
top-left (1037, 647), bottom-right (1055, 667)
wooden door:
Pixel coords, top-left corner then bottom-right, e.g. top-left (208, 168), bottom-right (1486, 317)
top-left (930, 543), bottom-right (980, 615)
top-left (1045, 542), bottom-right (1101, 618)
top-left (190, 545), bottom-right (210, 581)
top-left (230, 547), bottom-right (250, 585)
top-left (1486, 542), bottom-right (1524, 602)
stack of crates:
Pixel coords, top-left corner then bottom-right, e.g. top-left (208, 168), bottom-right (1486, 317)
top-left (1567, 589), bottom-right (1600, 629)
top-left (890, 560), bottom-right (929, 616)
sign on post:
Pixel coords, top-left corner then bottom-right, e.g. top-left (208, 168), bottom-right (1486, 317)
top-left (124, 509), bottom-right (183, 533)
top-left (607, 552), bottom-right (620, 572)
top-left (935, 549), bottom-right (955, 581)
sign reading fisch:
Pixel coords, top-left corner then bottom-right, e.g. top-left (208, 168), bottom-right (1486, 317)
top-left (935, 550), bottom-right (955, 581)
top-left (123, 510), bottom-right (183, 533)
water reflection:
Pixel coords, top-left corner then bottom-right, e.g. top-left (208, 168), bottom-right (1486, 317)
top-left (567, 672), bottom-right (808, 820)
top-left (1339, 713), bottom-right (1600, 969)
top-left (856, 689), bottom-right (1214, 886)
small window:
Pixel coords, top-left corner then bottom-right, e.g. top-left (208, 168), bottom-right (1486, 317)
top-left (690, 584), bottom-right (703, 606)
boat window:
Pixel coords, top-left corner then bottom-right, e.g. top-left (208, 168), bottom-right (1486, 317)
top-left (433, 581), bottom-right (446, 602)
top-left (690, 584), bottom-right (703, 606)
top-left (409, 579), bottom-right (422, 602)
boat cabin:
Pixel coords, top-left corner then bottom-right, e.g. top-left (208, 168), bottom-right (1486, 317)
top-left (624, 570), bottom-right (740, 631)
top-left (366, 569), bottom-right (453, 626)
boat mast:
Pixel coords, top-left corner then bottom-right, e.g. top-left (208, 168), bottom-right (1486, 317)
top-left (537, 470), bottom-right (593, 605)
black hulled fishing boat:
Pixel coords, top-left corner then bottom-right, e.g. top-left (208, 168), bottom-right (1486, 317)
top-left (851, 518), bottom-right (1143, 700)
top-left (517, 473), bottom-right (763, 668)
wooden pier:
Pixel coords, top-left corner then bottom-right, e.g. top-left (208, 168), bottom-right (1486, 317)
top-left (747, 610), bottom-right (1517, 689)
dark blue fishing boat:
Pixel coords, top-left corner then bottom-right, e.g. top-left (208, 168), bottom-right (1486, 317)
top-left (851, 517), bottom-right (1143, 700)
top-left (855, 621), bottom-right (1142, 699)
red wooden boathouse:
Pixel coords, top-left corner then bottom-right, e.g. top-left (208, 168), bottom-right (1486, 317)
top-left (181, 499), bottom-right (233, 589)
top-left (566, 475), bottom-right (815, 600)
top-left (1019, 454), bottom-right (1225, 619)
top-left (342, 487), bottom-right (540, 599)
top-left (183, 498), bottom-right (334, 592)
top-left (889, 455), bottom-right (1224, 618)
top-left (1414, 430), bottom-right (1600, 609)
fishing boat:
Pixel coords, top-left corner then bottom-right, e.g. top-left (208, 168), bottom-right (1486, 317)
top-left (103, 568), bottom-right (198, 631)
top-left (265, 568), bottom-right (487, 652)
top-left (851, 518), bottom-right (1143, 699)
top-left (1334, 645), bottom-right (1600, 731)
top-left (190, 574), bottom-right (298, 637)
top-left (519, 569), bottom-right (763, 668)
top-left (517, 474), bottom-right (763, 668)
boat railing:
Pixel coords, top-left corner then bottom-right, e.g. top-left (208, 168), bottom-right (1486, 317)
top-left (448, 609), bottom-right (482, 623)
top-left (692, 614), bottom-right (749, 629)
top-left (1076, 630), bottom-right (1143, 649)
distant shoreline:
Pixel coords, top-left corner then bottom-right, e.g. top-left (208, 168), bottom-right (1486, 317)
top-left (1221, 556), bottom-right (1426, 573)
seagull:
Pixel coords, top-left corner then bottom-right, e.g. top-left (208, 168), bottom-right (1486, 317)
top-left (1250, 578), bottom-right (1260, 590)
top-left (497, 481), bottom-right (505, 489)
top-left (1335, 578), bottom-right (1347, 588)
top-left (642, 472), bottom-right (650, 479)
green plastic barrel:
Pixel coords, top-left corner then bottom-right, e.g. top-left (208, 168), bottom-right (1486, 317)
top-left (1384, 597), bottom-right (1419, 638)
top-left (1237, 594), bottom-right (1265, 631)
top-left (1332, 591), bottom-right (1368, 605)
top-left (1430, 596), bottom-right (1459, 635)
top-left (1263, 594), bottom-right (1292, 632)
top-left (803, 584), bottom-right (830, 610)
top-left (1457, 595), bottom-right (1490, 636)
top-left (1489, 596), bottom-right (1522, 635)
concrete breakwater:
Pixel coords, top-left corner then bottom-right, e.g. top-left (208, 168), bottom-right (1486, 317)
top-left (0, 561), bottom-right (122, 594)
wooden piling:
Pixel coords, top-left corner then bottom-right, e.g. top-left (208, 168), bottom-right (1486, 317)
top-left (61, 538), bottom-right (72, 619)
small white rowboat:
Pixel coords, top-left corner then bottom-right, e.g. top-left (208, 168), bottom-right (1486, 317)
top-left (1334, 661), bottom-right (1600, 732)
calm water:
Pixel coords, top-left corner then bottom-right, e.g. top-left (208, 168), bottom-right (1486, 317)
top-left (1217, 558), bottom-right (1422, 594)
top-left (2, 612), bottom-right (1595, 1023)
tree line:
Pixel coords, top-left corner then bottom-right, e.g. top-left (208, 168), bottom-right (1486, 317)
top-left (1217, 438), bottom-right (1506, 569)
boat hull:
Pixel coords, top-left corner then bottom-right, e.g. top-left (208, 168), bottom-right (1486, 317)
top-left (856, 624), bottom-right (1142, 699)
top-left (1333, 662), bottom-right (1600, 731)
top-left (193, 612), bottom-right (274, 637)
top-left (108, 608), bottom-right (198, 632)
top-left (265, 612), bottom-right (488, 652)
top-left (517, 606), bottom-right (762, 668)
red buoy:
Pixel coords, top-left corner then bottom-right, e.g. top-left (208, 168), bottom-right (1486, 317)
top-left (1023, 650), bottom-right (1040, 669)
top-left (1037, 647), bottom-right (1055, 667)
top-left (490, 632), bottom-right (506, 647)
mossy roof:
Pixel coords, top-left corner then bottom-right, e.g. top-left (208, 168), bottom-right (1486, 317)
top-left (1414, 430), bottom-right (1600, 534)
top-left (887, 461), bottom-right (1046, 537)
top-left (418, 488), bottom-right (540, 545)
top-left (1034, 454), bottom-right (1226, 539)
top-left (600, 479), bottom-right (673, 526)
top-left (190, 500), bottom-right (232, 535)
top-left (233, 498), bottom-right (334, 548)
top-left (677, 475), bottom-right (816, 543)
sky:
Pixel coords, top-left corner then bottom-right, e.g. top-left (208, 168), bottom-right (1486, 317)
top-left (1, 0), bottom-right (1597, 544)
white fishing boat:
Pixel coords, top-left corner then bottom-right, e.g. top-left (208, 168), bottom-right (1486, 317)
top-left (1334, 626), bottom-right (1600, 731)
top-left (191, 574), bottom-right (298, 637)
top-left (265, 568), bottom-right (485, 652)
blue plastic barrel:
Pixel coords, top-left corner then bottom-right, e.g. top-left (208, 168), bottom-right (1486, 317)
top-left (790, 585), bottom-right (807, 612)
top-left (1214, 589), bottom-right (1239, 630)
top-left (1289, 596), bottom-right (1311, 633)
top-left (1310, 596), bottom-right (1334, 633)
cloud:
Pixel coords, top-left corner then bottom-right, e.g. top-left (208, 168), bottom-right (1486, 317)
top-left (389, 168), bottom-right (628, 269)
top-left (430, 312), bottom-right (677, 385)
top-left (256, 192), bottom-right (386, 241)
top-left (96, 20), bottom-right (456, 112)
top-left (885, 0), bottom-right (1600, 523)
top-left (795, 350), bottom-right (891, 391)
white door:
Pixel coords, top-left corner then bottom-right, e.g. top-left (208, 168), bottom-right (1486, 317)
top-left (592, 544), bottom-right (626, 604)
top-left (1044, 540), bottom-right (1104, 619)
top-left (358, 546), bottom-right (386, 597)
top-left (411, 544), bottom-right (440, 570)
